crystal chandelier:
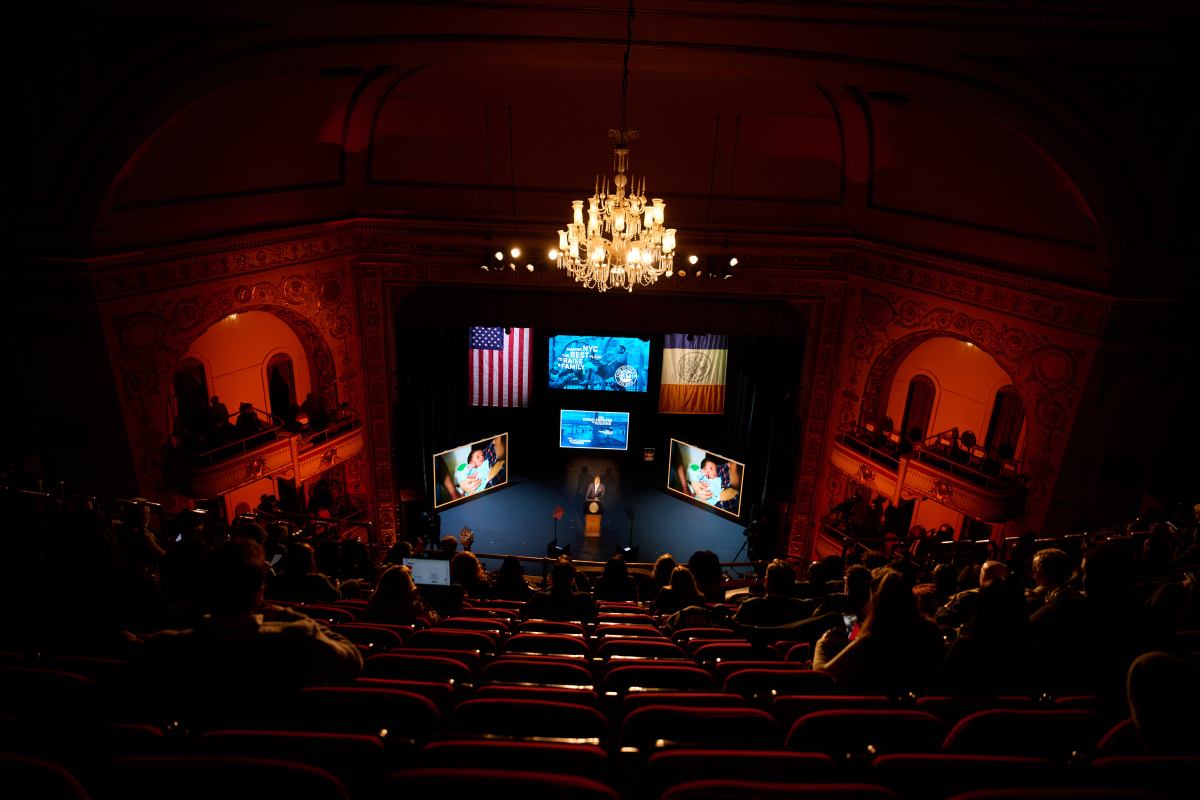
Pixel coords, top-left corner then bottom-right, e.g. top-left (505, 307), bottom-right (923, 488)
top-left (553, 0), bottom-right (676, 293)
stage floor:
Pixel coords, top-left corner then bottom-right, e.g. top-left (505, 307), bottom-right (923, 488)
top-left (434, 470), bottom-right (750, 569)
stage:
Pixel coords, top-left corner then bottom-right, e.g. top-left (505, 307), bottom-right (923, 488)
top-left (434, 468), bottom-right (751, 570)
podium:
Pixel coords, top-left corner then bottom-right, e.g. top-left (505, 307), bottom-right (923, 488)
top-left (584, 499), bottom-right (603, 538)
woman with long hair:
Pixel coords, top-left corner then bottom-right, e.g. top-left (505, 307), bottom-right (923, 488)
top-left (813, 569), bottom-right (944, 692)
top-left (594, 554), bottom-right (639, 602)
top-left (652, 565), bottom-right (705, 615)
top-left (449, 551), bottom-right (492, 599)
top-left (491, 555), bottom-right (534, 601)
top-left (364, 565), bottom-right (436, 627)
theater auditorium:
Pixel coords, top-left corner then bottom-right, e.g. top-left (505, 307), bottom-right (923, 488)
top-left (3, 1), bottom-right (1198, 797)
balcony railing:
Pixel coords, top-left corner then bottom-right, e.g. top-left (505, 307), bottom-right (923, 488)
top-left (165, 419), bottom-right (365, 499)
top-left (830, 424), bottom-right (1028, 523)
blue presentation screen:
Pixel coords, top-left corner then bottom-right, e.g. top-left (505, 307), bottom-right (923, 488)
top-left (559, 409), bottom-right (631, 450)
top-left (548, 335), bottom-right (650, 392)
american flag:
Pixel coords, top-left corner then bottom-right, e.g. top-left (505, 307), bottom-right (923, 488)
top-left (469, 327), bottom-right (530, 407)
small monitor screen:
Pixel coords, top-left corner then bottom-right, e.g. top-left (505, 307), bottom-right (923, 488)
top-left (403, 558), bottom-right (452, 586)
top-left (432, 433), bottom-right (509, 509)
top-left (559, 409), bottom-right (630, 450)
top-left (548, 335), bottom-right (650, 392)
top-left (666, 438), bottom-right (746, 518)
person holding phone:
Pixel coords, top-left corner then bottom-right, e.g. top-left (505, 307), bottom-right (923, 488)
top-left (814, 570), bottom-right (944, 693)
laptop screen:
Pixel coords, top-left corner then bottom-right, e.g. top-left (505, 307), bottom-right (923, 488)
top-left (403, 557), bottom-right (452, 586)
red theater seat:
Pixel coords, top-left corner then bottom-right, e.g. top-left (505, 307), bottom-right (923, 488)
top-left (449, 698), bottom-right (608, 742)
top-left (944, 791), bottom-right (1159, 800)
top-left (384, 767), bottom-right (619, 800)
top-left (198, 730), bottom-right (386, 794)
top-left (645, 749), bottom-right (837, 797)
top-left (661, 780), bottom-right (900, 799)
top-left (596, 613), bottom-right (659, 626)
top-left (480, 656), bottom-right (595, 688)
top-left (672, 627), bottom-right (746, 645)
top-left (620, 705), bottom-right (781, 749)
top-left (786, 710), bottom-right (946, 756)
top-left (942, 710), bottom-right (1107, 761)
top-left (691, 641), bottom-right (775, 665)
top-left (407, 628), bottom-right (497, 655)
top-left (0, 754), bottom-right (91, 800)
top-left (418, 740), bottom-right (609, 781)
top-left (1094, 719), bottom-right (1145, 756)
top-left (594, 638), bottom-right (687, 661)
top-left (364, 653), bottom-right (473, 685)
top-left (723, 668), bottom-right (836, 698)
top-left (294, 687), bottom-right (440, 743)
top-left (329, 623), bottom-right (406, 650)
top-left (914, 696), bottom-right (1038, 725)
top-left (437, 616), bottom-right (511, 634)
top-left (353, 678), bottom-right (455, 710)
top-left (712, 659), bottom-right (813, 684)
top-left (600, 663), bottom-right (716, 694)
top-left (870, 754), bottom-right (1062, 799)
top-left (621, 692), bottom-right (750, 719)
top-left (515, 620), bottom-right (587, 636)
top-left (503, 633), bottom-right (591, 658)
top-left (473, 684), bottom-right (600, 708)
top-left (770, 695), bottom-right (893, 727)
top-left (593, 624), bottom-right (668, 639)
top-left (109, 755), bottom-right (349, 800)
top-left (295, 605), bottom-right (357, 623)
top-left (0, 666), bottom-right (98, 720)
top-left (1090, 756), bottom-right (1200, 799)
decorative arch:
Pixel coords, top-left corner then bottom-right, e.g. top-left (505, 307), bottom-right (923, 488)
top-left (844, 289), bottom-right (1086, 524)
top-left (108, 269), bottom-right (355, 498)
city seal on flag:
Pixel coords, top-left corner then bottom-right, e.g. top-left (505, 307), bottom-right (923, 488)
top-left (677, 351), bottom-right (712, 383)
top-left (614, 364), bottom-right (639, 388)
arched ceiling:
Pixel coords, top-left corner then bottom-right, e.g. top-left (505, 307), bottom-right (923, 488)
top-left (16, 1), bottom-right (1197, 296)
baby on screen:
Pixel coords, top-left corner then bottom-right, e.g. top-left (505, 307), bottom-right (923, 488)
top-left (689, 458), bottom-right (724, 506)
top-left (455, 447), bottom-right (489, 496)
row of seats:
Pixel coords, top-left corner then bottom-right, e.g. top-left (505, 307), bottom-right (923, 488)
top-left (0, 599), bottom-right (1161, 798)
top-left (5, 746), bottom-right (1197, 800)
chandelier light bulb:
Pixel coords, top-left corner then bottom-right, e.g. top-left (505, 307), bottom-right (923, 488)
top-left (510, 247), bottom-right (521, 259)
top-left (548, 248), bottom-right (560, 261)
top-left (494, 251), bottom-right (504, 261)
top-left (688, 255), bottom-right (698, 265)
top-left (729, 257), bottom-right (738, 267)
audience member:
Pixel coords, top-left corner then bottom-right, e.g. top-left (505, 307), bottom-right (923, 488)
top-left (913, 562), bottom-right (959, 617)
top-left (734, 560), bottom-right (814, 626)
top-left (267, 542), bottom-right (339, 603)
top-left (522, 557), bottom-right (597, 621)
top-left (687, 549), bottom-right (725, 603)
top-left (1025, 547), bottom-right (1075, 613)
top-left (365, 565), bottom-right (436, 626)
top-left (814, 569), bottom-right (944, 693)
top-left (138, 539), bottom-right (362, 725)
top-left (593, 554), bottom-right (639, 602)
top-left (450, 550), bottom-right (491, 599)
top-left (935, 560), bottom-right (1009, 628)
top-left (652, 565), bottom-right (706, 615)
top-left (490, 555), bottom-right (534, 601)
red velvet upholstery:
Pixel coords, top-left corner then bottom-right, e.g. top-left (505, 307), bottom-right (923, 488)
top-left (384, 766), bottom-right (619, 799)
top-left (942, 710), bottom-right (1107, 761)
top-left (620, 705), bottom-right (781, 749)
top-left (109, 755), bottom-right (349, 800)
top-left (786, 710), bottom-right (946, 755)
top-left (448, 697), bottom-right (608, 742)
